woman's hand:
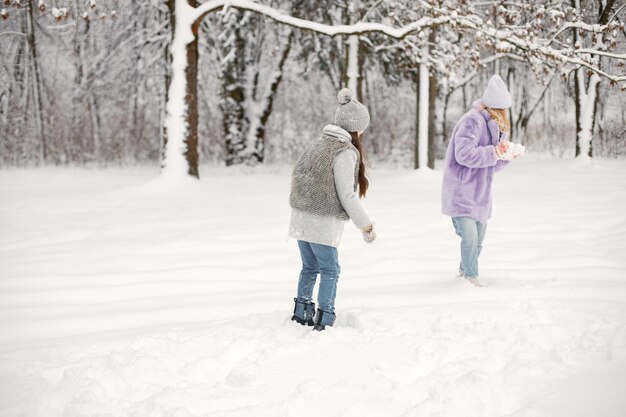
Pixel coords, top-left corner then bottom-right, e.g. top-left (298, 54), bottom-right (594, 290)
top-left (361, 223), bottom-right (376, 243)
top-left (495, 140), bottom-right (510, 160)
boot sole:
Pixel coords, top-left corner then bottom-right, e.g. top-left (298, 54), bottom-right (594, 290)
top-left (291, 315), bottom-right (314, 326)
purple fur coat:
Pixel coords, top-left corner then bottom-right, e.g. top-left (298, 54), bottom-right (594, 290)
top-left (441, 100), bottom-right (510, 223)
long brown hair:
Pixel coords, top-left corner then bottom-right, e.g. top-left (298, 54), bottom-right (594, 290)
top-left (350, 131), bottom-right (369, 198)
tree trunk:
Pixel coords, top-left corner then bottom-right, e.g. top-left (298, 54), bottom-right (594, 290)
top-left (507, 67), bottom-right (518, 142)
top-left (251, 30), bottom-right (293, 163)
top-left (571, 0), bottom-right (614, 159)
top-left (14, 17), bottom-right (28, 160)
top-left (414, 70), bottom-right (420, 170)
top-left (427, 47), bottom-right (437, 169)
top-left (416, 60), bottom-right (429, 169)
top-left (414, 30), bottom-right (437, 169)
top-left (357, 35), bottom-right (366, 103)
top-left (345, 0), bottom-right (364, 101)
top-left (130, 4), bottom-right (144, 163)
top-left (220, 10), bottom-right (247, 166)
top-left (427, 72), bottom-right (436, 169)
top-left (347, 34), bottom-right (359, 95)
top-left (26, 0), bottom-right (45, 163)
top-left (72, 0), bottom-right (84, 161)
top-left (161, 0), bottom-right (199, 178)
top-left (442, 89), bottom-right (452, 147)
top-left (516, 74), bottom-right (554, 143)
top-left (573, 69), bottom-right (582, 157)
top-left (88, 94), bottom-right (101, 157)
top-left (574, 69), bottom-right (600, 159)
top-left (219, 11), bottom-right (292, 166)
top-left (162, 0), bottom-right (174, 167)
top-left (415, 60), bottom-right (429, 170)
top-left (185, 1), bottom-right (200, 177)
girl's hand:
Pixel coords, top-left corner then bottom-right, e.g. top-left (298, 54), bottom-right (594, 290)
top-left (361, 223), bottom-right (376, 243)
top-left (495, 140), bottom-right (510, 160)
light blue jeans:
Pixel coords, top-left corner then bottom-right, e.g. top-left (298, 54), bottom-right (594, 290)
top-left (452, 216), bottom-right (488, 279)
top-left (296, 240), bottom-right (340, 314)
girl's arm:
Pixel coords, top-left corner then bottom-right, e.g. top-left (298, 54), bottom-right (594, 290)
top-left (454, 117), bottom-right (498, 169)
top-left (333, 149), bottom-right (371, 229)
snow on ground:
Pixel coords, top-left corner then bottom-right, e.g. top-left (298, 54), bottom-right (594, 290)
top-left (1, 158), bottom-right (625, 417)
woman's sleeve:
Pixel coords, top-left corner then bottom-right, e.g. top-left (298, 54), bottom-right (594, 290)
top-left (333, 149), bottom-right (371, 230)
top-left (495, 159), bottom-right (510, 172)
top-left (454, 117), bottom-right (498, 168)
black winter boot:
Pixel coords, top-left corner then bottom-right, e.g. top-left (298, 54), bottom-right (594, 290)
top-left (291, 298), bottom-right (315, 326)
top-left (313, 308), bottom-right (336, 331)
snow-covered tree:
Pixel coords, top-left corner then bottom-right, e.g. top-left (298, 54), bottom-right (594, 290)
top-left (162, 0), bottom-right (489, 176)
top-left (1, 0), bottom-right (624, 172)
top-left (363, 0), bottom-right (626, 166)
top-left (201, 6), bottom-right (293, 166)
top-left (0, 0), bottom-right (129, 165)
top-left (567, 0), bottom-right (622, 159)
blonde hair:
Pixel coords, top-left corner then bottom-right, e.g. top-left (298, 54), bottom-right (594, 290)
top-left (485, 107), bottom-right (510, 133)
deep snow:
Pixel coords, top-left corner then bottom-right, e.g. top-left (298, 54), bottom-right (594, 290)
top-left (1, 158), bottom-right (625, 417)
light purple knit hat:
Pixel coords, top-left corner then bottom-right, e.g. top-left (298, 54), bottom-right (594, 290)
top-left (481, 74), bottom-right (512, 109)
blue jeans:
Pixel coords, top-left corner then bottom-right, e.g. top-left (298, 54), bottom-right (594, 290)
top-left (452, 217), bottom-right (487, 279)
top-left (296, 240), bottom-right (341, 314)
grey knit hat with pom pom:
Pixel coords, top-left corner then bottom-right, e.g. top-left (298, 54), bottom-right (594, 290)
top-left (334, 88), bottom-right (370, 133)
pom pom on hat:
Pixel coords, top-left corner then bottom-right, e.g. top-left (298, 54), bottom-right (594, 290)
top-left (335, 88), bottom-right (370, 132)
top-left (481, 74), bottom-right (512, 109)
top-left (337, 88), bottom-right (352, 104)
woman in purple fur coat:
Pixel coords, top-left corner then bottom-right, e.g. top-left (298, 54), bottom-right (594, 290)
top-left (441, 74), bottom-right (517, 287)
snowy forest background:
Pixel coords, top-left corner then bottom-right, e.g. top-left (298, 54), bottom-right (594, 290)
top-left (0, 0), bottom-right (625, 170)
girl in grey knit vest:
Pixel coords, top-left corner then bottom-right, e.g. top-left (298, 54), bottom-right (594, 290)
top-left (288, 88), bottom-right (376, 331)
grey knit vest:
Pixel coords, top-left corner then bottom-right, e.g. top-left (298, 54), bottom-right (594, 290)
top-left (289, 135), bottom-right (360, 220)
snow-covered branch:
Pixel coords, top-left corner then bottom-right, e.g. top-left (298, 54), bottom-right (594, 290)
top-left (463, 22), bottom-right (626, 82)
top-left (447, 53), bottom-right (527, 90)
top-left (194, 0), bottom-right (460, 38)
top-left (573, 48), bottom-right (626, 60)
top-left (190, 0), bottom-right (625, 83)
top-left (551, 21), bottom-right (613, 41)
top-left (0, 31), bottom-right (27, 37)
top-left (159, 0), bottom-right (626, 176)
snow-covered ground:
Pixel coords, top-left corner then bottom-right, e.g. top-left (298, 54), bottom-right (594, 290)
top-left (1, 158), bottom-right (625, 417)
